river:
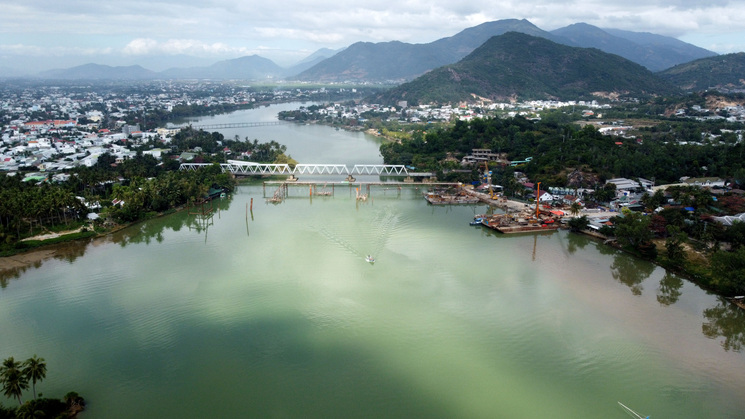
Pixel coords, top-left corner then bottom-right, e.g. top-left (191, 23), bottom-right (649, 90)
top-left (1, 104), bottom-right (744, 418)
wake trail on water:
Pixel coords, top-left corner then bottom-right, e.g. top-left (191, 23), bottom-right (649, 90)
top-left (311, 205), bottom-right (400, 262)
top-left (315, 225), bottom-right (363, 259)
top-left (369, 205), bottom-right (399, 258)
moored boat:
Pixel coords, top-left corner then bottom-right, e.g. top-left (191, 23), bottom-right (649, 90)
top-left (469, 217), bottom-right (484, 226)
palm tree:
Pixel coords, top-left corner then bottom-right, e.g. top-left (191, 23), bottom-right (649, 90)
top-left (0, 357), bottom-right (29, 405)
top-left (22, 356), bottom-right (46, 400)
top-left (1, 357), bottom-right (21, 381)
top-left (569, 201), bottom-right (582, 217)
top-left (15, 400), bottom-right (45, 419)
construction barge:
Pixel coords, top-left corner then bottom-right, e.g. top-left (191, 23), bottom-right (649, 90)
top-left (480, 213), bottom-right (559, 233)
top-left (480, 182), bottom-right (560, 234)
top-left (424, 188), bottom-right (480, 205)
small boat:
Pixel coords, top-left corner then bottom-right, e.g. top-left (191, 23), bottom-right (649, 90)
top-left (469, 218), bottom-right (483, 226)
top-left (365, 255), bottom-right (375, 263)
top-left (618, 401), bottom-right (649, 419)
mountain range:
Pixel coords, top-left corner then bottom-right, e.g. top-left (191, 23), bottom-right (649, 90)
top-left (293, 19), bottom-right (572, 82)
top-left (550, 23), bottom-right (715, 72)
top-left (658, 52), bottom-right (745, 91)
top-left (2, 19), bottom-right (734, 93)
top-left (374, 32), bottom-right (682, 104)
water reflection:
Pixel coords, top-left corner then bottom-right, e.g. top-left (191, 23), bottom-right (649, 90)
top-left (112, 197), bottom-right (232, 247)
top-left (657, 272), bottom-right (684, 306)
top-left (703, 298), bottom-right (745, 351)
top-left (565, 231), bottom-right (591, 255)
top-left (0, 197), bottom-right (233, 288)
top-left (0, 239), bottom-right (90, 288)
top-left (187, 201), bottom-right (217, 242)
top-left (596, 241), bottom-right (617, 256)
top-left (610, 252), bottom-right (655, 295)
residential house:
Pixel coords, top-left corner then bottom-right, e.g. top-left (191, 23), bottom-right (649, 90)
top-left (683, 177), bottom-right (725, 188)
top-left (538, 191), bottom-right (554, 203)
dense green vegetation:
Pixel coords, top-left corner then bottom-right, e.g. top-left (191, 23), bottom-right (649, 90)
top-left (137, 102), bottom-right (256, 131)
top-left (659, 52), bottom-right (745, 92)
top-left (381, 113), bottom-right (745, 187)
top-left (0, 355), bottom-right (84, 418)
top-left (0, 128), bottom-right (296, 254)
top-left (380, 107), bottom-right (745, 296)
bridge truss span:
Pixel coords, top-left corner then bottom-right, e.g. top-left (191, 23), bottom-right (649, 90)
top-left (225, 161), bottom-right (292, 175)
top-left (350, 165), bottom-right (408, 176)
top-left (293, 164), bottom-right (349, 175)
top-left (180, 160), bottom-right (432, 177)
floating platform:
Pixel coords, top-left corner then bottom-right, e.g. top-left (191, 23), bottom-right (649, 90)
top-left (424, 191), bottom-right (480, 205)
top-left (481, 214), bottom-right (560, 234)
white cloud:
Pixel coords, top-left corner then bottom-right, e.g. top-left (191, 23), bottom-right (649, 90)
top-left (0, 0), bottom-right (743, 70)
top-left (0, 43), bottom-right (113, 57)
top-left (122, 38), bottom-right (252, 56)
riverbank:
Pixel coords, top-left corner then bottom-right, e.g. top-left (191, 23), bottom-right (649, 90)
top-left (20, 226), bottom-right (87, 242)
top-left (463, 186), bottom-right (744, 305)
top-left (0, 191), bottom-right (237, 278)
top-left (1, 229), bottom-right (110, 282)
top-left (1, 212), bottom-right (166, 276)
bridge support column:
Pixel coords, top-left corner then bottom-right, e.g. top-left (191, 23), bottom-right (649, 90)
top-left (346, 175), bottom-right (356, 182)
top-left (287, 175), bottom-right (298, 182)
top-left (404, 176), bottom-right (414, 183)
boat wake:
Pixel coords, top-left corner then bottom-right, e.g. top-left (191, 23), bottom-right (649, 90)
top-left (312, 205), bottom-right (400, 263)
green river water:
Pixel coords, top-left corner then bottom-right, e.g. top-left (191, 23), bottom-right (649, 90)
top-left (1, 104), bottom-right (744, 418)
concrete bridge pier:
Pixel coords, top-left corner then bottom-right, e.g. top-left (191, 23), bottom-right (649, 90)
top-left (346, 175), bottom-right (356, 182)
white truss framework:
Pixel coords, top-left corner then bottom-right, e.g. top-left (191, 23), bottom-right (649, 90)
top-left (351, 165), bottom-right (408, 175)
top-left (180, 160), bottom-right (428, 177)
top-left (293, 164), bottom-right (349, 175)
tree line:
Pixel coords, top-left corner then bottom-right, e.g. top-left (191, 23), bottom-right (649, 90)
top-left (0, 355), bottom-right (84, 418)
top-left (379, 110), bottom-right (745, 296)
top-left (0, 128), bottom-right (300, 255)
top-left (382, 114), bottom-right (745, 187)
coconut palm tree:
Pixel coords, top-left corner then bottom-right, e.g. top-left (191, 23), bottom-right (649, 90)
top-left (15, 400), bottom-right (45, 419)
top-left (22, 356), bottom-right (46, 400)
top-left (0, 357), bottom-right (29, 405)
top-left (569, 201), bottom-right (582, 217)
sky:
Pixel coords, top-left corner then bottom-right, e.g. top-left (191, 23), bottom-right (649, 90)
top-left (1, 0), bottom-right (744, 72)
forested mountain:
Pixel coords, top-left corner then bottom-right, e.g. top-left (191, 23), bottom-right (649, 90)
top-left (551, 23), bottom-right (717, 71)
top-left (658, 53), bottom-right (745, 92)
top-left (373, 32), bottom-right (680, 105)
top-left (292, 40), bottom-right (444, 82)
top-left (294, 19), bottom-right (715, 82)
top-left (22, 19), bottom-right (718, 83)
top-left (293, 19), bottom-right (558, 82)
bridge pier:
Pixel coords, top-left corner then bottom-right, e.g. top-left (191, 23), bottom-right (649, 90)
top-left (287, 175), bottom-right (299, 182)
top-left (346, 175), bottom-right (356, 182)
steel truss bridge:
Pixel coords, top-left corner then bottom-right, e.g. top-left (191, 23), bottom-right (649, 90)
top-left (180, 160), bottom-right (434, 177)
top-left (170, 121), bottom-right (287, 130)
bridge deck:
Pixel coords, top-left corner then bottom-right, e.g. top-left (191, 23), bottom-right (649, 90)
top-left (170, 121), bottom-right (287, 130)
top-left (180, 161), bottom-right (435, 177)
